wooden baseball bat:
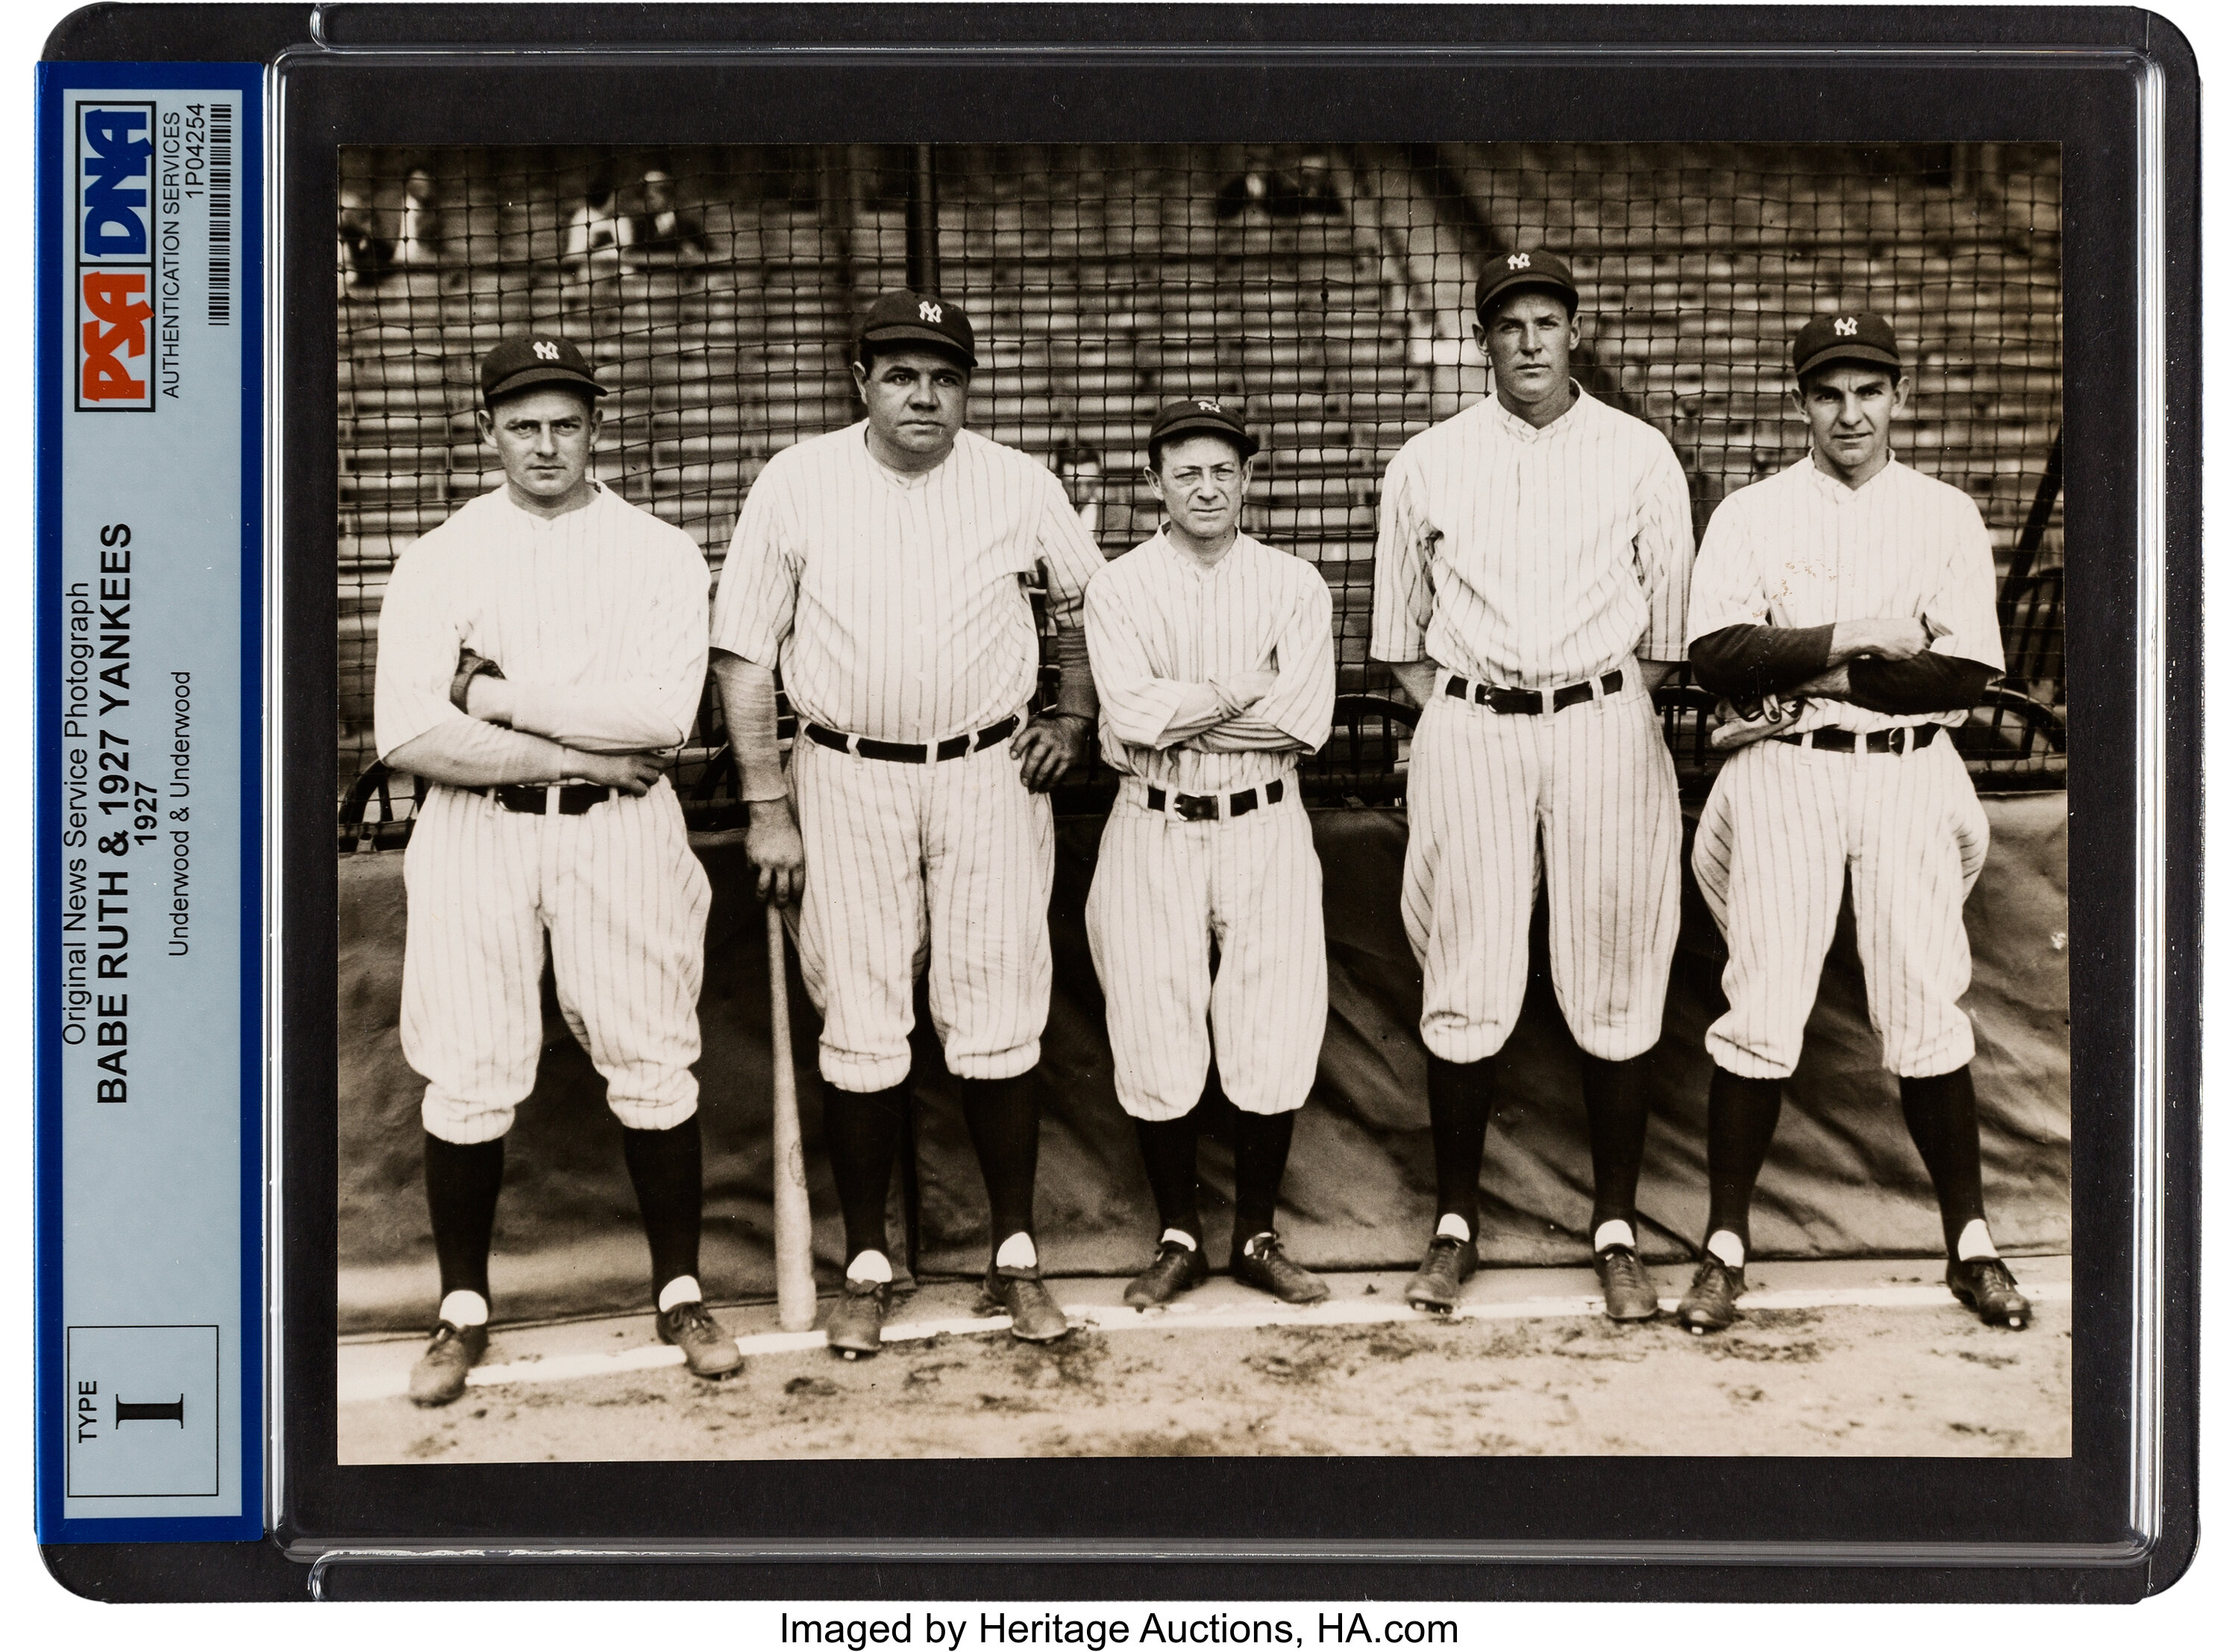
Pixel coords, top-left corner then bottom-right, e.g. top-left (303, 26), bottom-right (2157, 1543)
top-left (766, 901), bottom-right (817, 1332)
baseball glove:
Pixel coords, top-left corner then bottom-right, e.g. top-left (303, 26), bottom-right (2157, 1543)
top-left (1708, 693), bottom-right (1805, 752)
top-left (449, 647), bottom-right (504, 714)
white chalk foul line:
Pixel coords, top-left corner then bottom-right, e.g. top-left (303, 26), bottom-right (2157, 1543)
top-left (338, 1278), bottom-right (2070, 1405)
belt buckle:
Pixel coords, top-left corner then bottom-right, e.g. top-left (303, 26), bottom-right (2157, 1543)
top-left (1890, 726), bottom-right (1911, 756)
top-left (1176, 794), bottom-right (1217, 823)
top-left (1472, 681), bottom-right (1496, 708)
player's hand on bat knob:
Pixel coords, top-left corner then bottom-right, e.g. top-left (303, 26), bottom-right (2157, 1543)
top-left (1009, 713), bottom-right (1091, 793)
top-left (744, 798), bottom-right (806, 905)
top-left (574, 750), bottom-right (667, 797)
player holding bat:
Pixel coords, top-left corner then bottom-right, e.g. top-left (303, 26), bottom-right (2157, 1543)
top-left (1679, 309), bottom-right (2030, 1335)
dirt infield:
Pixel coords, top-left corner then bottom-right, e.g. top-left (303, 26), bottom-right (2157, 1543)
top-left (337, 1257), bottom-right (2068, 1463)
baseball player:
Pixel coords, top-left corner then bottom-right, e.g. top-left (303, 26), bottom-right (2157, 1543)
top-left (1370, 250), bottom-right (1694, 1322)
top-left (374, 336), bottom-right (739, 1407)
top-left (1676, 310), bottom-right (2031, 1334)
top-left (709, 291), bottom-right (1105, 1356)
top-left (1083, 398), bottom-right (1336, 1308)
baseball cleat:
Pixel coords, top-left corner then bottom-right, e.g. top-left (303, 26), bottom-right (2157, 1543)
top-left (1123, 1240), bottom-right (1209, 1308)
top-left (658, 1300), bottom-right (744, 1381)
top-left (407, 1321), bottom-right (489, 1408)
top-left (1231, 1231), bottom-right (1331, 1304)
top-left (1675, 1255), bottom-right (1746, 1334)
top-left (1946, 1257), bottom-right (2032, 1330)
top-left (1404, 1234), bottom-right (1479, 1313)
top-left (979, 1265), bottom-right (1073, 1342)
top-left (824, 1277), bottom-right (891, 1358)
top-left (1593, 1243), bottom-right (1661, 1322)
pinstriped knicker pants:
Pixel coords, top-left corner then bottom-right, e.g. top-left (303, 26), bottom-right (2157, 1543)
top-left (1692, 735), bottom-right (1989, 1081)
top-left (1085, 785), bottom-right (1328, 1122)
top-left (790, 732), bottom-right (1054, 1094)
top-left (401, 776), bottom-right (712, 1145)
top-left (1401, 669), bottom-right (1681, 1065)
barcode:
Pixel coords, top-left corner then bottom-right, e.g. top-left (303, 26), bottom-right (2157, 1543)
top-left (207, 102), bottom-right (233, 325)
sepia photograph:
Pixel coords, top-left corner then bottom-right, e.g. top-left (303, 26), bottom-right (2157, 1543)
top-left (329, 139), bottom-right (2070, 1465)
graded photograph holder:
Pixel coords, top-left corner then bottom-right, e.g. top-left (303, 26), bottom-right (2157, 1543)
top-left (31, 4), bottom-right (2200, 1604)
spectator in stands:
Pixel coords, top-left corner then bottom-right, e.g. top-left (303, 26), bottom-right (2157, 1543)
top-left (624, 169), bottom-right (710, 267)
top-left (1217, 152), bottom-right (1344, 220)
top-left (337, 185), bottom-right (395, 287)
top-left (394, 167), bottom-right (444, 266)
top-left (565, 178), bottom-right (629, 276)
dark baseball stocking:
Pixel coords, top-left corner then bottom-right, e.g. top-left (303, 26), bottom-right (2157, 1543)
top-left (619, 1114), bottom-right (703, 1299)
top-left (1579, 1052), bottom-right (1654, 1233)
top-left (1133, 1111), bottom-right (1203, 1243)
top-left (1229, 1108), bottom-right (1297, 1246)
top-left (422, 1132), bottom-right (505, 1305)
top-left (960, 1073), bottom-right (1041, 1252)
top-left (1898, 1065), bottom-right (1989, 1257)
top-left (1704, 1067), bottom-right (1784, 1254)
top-left (1426, 1054), bottom-right (1497, 1240)
top-left (824, 1081), bottom-right (911, 1264)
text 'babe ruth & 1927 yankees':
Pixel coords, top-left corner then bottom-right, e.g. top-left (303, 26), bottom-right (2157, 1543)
top-left (709, 290), bottom-right (1106, 1356)
top-left (374, 335), bottom-right (742, 1406)
top-left (1370, 250), bottom-right (1695, 1323)
top-left (1082, 397), bottom-right (1338, 1310)
top-left (1673, 309), bottom-right (2031, 1334)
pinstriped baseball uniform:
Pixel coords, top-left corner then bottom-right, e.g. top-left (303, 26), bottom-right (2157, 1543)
top-left (711, 421), bottom-right (1107, 1092)
top-left (1082, 529), bottom-right (1335, 1121)
top-left (1372, 386), bottom-right (1694, 1064)
top-left (374, 482), bottom-right (715, 1144)
top-left (1687, 456), bottom-right (2005, 1079)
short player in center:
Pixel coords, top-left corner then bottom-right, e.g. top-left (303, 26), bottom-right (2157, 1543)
top-left (1083, 398), bottom-right (1337, 1307)
top-left (710, 291), bottom-right (1106, 1355)
top-left (1370, 251), bottom-right (1696, 1320)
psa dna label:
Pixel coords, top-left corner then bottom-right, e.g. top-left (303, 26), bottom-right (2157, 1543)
top-left (75, 102), bottom-right (154, 410)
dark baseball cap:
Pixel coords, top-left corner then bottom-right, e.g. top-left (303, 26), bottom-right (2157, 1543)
top-left (1793, 310), bottom-right (1904, 382)
top-left (1147, 396), bottom-right (1260, 462)
top-left (480, 335), bottom-right (606, 407)
top-left (856, 289), bottom-right (978, 368)
top-left (1474, 248), bottom-right (1579, 318)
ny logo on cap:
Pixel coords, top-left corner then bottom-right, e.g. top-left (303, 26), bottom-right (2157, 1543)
top-left (532, 340), bottom-right (561, 360)
top-left (918, 300), bottom-right (943, 324)
top-left (1833, 317), bottom-right (1858, 336)
top-left (1195, 399), bottom-right (1223, 412)
top-left (1507, 253), bottom-right (1532, 270)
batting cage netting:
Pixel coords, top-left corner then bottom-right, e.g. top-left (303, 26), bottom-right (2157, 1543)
top-left (336, 142), bottom-right (2064, 844)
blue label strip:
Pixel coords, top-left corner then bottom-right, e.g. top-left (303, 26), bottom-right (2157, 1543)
top-left (36, 60), bottom-right (265, 1545)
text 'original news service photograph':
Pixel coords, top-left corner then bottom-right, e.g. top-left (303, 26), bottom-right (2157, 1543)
top-left (331, 142), bottom-right (2069, 1463)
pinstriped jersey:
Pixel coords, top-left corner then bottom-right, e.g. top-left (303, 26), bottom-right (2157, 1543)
top-left (1085, 529), bottom-right (1336, 795)
top-left (374, 481), bottom-right (712, 764)
top-left (1370, 386), bottom-right (1696, 688)
top-left (710, 421), bottom-right (1108, 745)
top-left (1686, 456), bottom-right (2006, 735)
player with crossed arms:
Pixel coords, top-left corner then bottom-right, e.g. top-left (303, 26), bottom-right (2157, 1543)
top-left (710, 291), bottom-right (1104, 1356)
top-left (1676, 310), bottom-right (2032, 1334)
top-left (374, 336), bottom-right (741, 1407)
top-left (1371, 250), bottom-right (1694, 1322)
top-left (1083, 398), bottom-right (1336, 1309)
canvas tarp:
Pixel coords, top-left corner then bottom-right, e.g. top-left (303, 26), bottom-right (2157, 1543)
top-left (337, 795), bottom-right (2070, 1334)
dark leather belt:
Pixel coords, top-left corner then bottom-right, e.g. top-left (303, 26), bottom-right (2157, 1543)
top-left (805, 714), bottom-right (1021, 764)
top-left (1774, 724), bottom-right (1942, 755)
top-left (1145, 778), bottom-right (1284, 822)
top-left (485, 783), bottom-right (620, 816)
top-left (1445, 670), bottom-right (1625, 714)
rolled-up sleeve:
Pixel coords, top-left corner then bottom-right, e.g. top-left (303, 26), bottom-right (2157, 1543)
top-left (372, 533), bottom-right (469, 764)
top-left (1370, 449), bottom-right (1435, 664)
top-left (1634, 437), bottom-right (1696, 661)
top-left (709, 458), bottom-right (801, 668)
top-left (1034, 469), bottom-right (1109, 629)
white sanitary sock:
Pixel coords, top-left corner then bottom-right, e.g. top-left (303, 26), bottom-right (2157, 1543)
top-left (656, 1275), bottom-right (701, 1313)
top-left (1593, 1219), bottom-right (1636, 1254)
top-left (1705, 1230), bottom-right (1746, 1270)
top-left (1435, 1213), bottom-right (1472, 1243)
top-left (846, 1250), bottom-right (894, 1284)
top-left (438, 1289), bottom-right (488, 1329)
top-left (1953, 1219), bottom-right (1999, 1262)
top-left (1161, 1228), bottom-right (1198, 1252)
top-left (994, 1231), bottom-right (1038, 1270)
